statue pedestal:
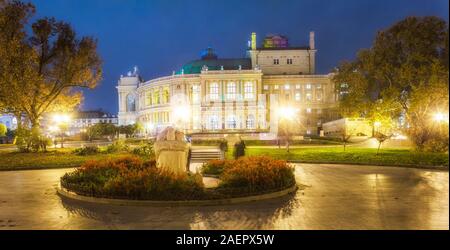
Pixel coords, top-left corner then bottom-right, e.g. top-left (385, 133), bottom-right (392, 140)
top-left (154, 140), bottom-right (189, 174)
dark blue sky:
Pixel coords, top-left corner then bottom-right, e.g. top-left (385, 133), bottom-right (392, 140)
top-left (30, 0), bottom-right (449, 114)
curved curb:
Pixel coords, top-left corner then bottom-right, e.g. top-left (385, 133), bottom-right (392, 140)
top-left (56, 185), bottom-right (298, 207)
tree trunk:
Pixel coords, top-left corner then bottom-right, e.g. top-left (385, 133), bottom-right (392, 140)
top-left (377, 142), bottom-right (381, 155)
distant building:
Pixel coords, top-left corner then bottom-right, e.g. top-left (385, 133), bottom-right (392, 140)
top-left (118, 31), bottom-right (339, 137)
top-left (0, 114), bottom-right (17, 130)
top-left (69, 110), bottom-right (118, 135)
top-left (322, 118), bottom-right (373, 137)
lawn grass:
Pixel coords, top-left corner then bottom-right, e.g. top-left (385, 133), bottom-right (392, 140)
top-left (0, 149), bottom-right (136, 171)
top-left (246, 147), bottom-right (449, 168)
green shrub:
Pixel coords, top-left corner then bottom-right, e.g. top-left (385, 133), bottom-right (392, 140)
top-left (14, 127), bottom-right (52, 152)
top-left (61, 156), bottom-right (205, 200)
top-left (131, 141), bottom-right (155, 158)
top-left (201, 159), bottom-right (230, 175)
top-left (218, 156), bottom-right (296, 193)
top-left (423, 137), bottom-right (449, 153)
top-left (105, 139), bottom-right (129, 153)
top-left (0, 123), bottom-right (6, 137)
top-left (73, 145), bottom-right (100, 155)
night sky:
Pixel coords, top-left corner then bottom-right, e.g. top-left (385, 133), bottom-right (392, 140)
top-left (30, 0), bottom-right (449, 114)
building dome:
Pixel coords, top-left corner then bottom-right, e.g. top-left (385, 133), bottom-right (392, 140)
top-left (176, 47), bottom-right (252, 74)
top-left (200, 47), bottom-right (218, 60)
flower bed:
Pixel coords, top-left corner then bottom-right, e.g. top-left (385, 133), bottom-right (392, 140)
top-left (61, 156), bottom-right (205, 200)
top-left (61, 156), bottom-right (296, 201)
top-left (202, 156), bottom-right (296, 194)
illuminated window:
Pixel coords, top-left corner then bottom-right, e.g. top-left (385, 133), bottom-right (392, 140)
top-left (209, 115), bottom-right (219, 130)
top-left (316, 91), bottom-right (323, 101)
top-left (287, 58), bottom-right (293, 64)
top-left (244, 82), bottom-right (254, 99)
top-left (295, 92), bottom-right (301, 101)
top-left (126, 94), bottom-right (136, 112)
top-left (306, 130), bottom-right (311, 135)
top-left (316, 84), bottom-right (322, 89)
top-left (246, 114), bottom-right (255, 129)
top-left (153, 90), bottom-right (160, 105)
top-left (306, 92), bottom-right (312, 101)
top-left (263, 85), bottom-right (269, 90)
top-left (145, 91), bottom-right (152, 106)
top-left (284, 84), bottom-right (290, 90)
top-left (227, 82), bottom-right (236, 100)
top-left (227, 115), bottom-right (236, 129)
top-left (295, 84), bottom-right (301, 89)
top-left (162, 89), bottom-right (170, 103)
top-left (306, 108), bottom-right (312, 113)
top-left (306, 84), bottom-right (312, 90)
top-left (210, 82), bottom-right (219, 100)
top-left (192, 85), bottom-right (200, 103)
top-left (274, 85), bottom-right (279, 90)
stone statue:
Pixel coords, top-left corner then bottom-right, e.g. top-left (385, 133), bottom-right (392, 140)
top-left (153, 126), bottom-right (190, 174)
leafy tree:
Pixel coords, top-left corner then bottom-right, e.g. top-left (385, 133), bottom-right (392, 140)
top-left (0, 1), bottom-right (102, 130)
top-left (340, 127), bottom-right (355, 152)
top-left (0, 122), bottom-right (6, 136)
top-left (100, 123), bottom-right (118, 140)
top-left (119, 124), bottom-right (139, 138)
top-left (373, 132), bottom-right (391, 155)
top-left (334, 16), bottom-right (449, 151)
top-left (85, 123), bottom-right (117, 141)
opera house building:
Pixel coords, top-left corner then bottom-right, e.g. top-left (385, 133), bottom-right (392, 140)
top-left (117, 32), bottom-right (339, 138)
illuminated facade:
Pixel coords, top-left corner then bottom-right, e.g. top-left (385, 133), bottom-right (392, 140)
top-left (117, 32), bottom-right (339, 136)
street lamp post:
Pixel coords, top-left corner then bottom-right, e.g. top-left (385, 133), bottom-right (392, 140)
top-left (52, 114), bottom-right (71, 148)
top-left (433, 112), bottom-right (449, 135)
top-left (277, 106), bottom-right (299, 152)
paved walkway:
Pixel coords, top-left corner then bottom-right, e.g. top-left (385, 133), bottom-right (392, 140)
top-left (0, 164), bottom-right (447, 229)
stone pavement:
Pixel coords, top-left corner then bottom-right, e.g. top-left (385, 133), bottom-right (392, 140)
top-left (0, 163), bottom-right (448, 229)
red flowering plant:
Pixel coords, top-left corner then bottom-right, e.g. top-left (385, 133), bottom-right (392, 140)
top-left (61, 156), bottom-right (205, 200)
top-left (217, 156), bottom-right (296, 195)
top-left (200, 159), bottom-right (233, 176)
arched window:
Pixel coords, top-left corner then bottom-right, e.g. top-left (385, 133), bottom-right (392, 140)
top-left (227, 115), bottom-right (236, 129)
top-left (145, 91), bottom-right (152, 106)
top-left (246, 114), bottom-right (255, 129)
top-left (162, 88), bottom-right (170, 103)
top-left (153, 89), bottom-right (160, 105)
top-left (126, 94), bottom-right (136, 112)
top-left (209, 115), bottom-right (219, 130)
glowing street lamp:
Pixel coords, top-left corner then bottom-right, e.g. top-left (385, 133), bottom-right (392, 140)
top-left (145, 122), bottom-right (154, 137)
top-left (51, 113), bottom-right (71, 148)
top-left (277, 106), bottom-right (298, 121)
top-left (53, 114), bottom-right (71, 124)
top-left (433, 112), bottom-right (448, 123)
top-left (173, 105), bottom-right (191, 132)
top-left (276, 106), bottom-right (299, 152)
